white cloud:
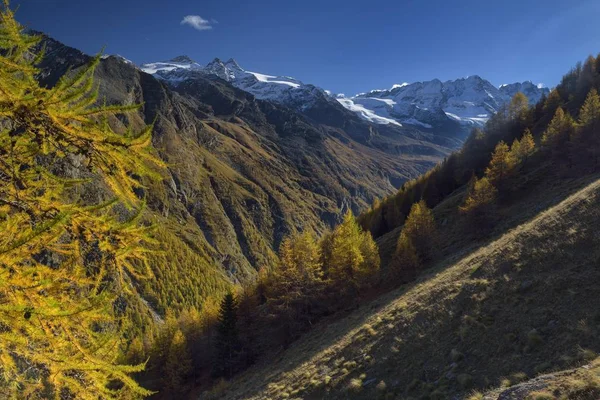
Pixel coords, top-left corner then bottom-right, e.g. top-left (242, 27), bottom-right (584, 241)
top-left (181, 15), bottom-right (213, 31)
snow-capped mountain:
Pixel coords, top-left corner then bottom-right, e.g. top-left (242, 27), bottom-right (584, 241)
top-left (140, 56), bottom-right (549, 139)
top-left (141, 56), bottom-right (329, 110)
top-left (337, 76), bottom-right (550, 133)
top-left (499, 81), bottom-right (549, 105)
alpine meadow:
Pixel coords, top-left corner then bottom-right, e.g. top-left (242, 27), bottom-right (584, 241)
top-left (2, 1), bottom-right (600, 399)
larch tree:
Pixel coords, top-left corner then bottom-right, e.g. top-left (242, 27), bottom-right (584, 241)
top-left (397, 200), bottom-right (437, 264)
top-left (508, 92), bottom-right (530, 123)
top-left (265, 231), bottom-right (324, 344)
top-left (485, 141), bottom-right (514, 187)
top-left (577, 88), bottom-right (600, 167)
top-left (515, 128), bottom-right (536, 167)
top-left (460, 175), bottom-right (498, 230)
top-left (0, 2), bottom-right (163, 399)
top-left (390, 232), bottom-right (420, 281)
top-left (162, 329), bottom-right (192, 394)
top-left (324, 210), bottom-right (380, 293)
top-left (542, 107), bottom-right (575, 161)
top-left (579, 88), bottom-right (600, 126)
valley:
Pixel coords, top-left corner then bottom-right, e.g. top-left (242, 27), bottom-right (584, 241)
top-left (2, 3), bottom-right (599, 399)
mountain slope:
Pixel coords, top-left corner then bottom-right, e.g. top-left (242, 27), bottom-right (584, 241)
top-left (141, 57), bottom-right (547, 142)
top-left (215, 173), bottom-right (600, 399)
top-left (141, 56), bottom-right (463, 150)
top-left (36, 36), bottom-right (454, 314)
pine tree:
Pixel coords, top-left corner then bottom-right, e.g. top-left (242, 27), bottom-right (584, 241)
top-left (485, 141), bottom-right (514, 186)
top-left (215, 293), bottom-right (241, 378)
top-left (0, 3), bottom-right (163, 398)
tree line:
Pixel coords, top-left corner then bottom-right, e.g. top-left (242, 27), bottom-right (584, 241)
top-left (136, 211), bottom-right (381, 396)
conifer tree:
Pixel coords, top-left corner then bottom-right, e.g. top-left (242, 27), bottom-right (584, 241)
top-left (508, 92), bottom-right (529, 123)
top-left (324, 211), bottom-right (380, 292)
top-left (390, 232), bottom-right (420, 281)
top-left (577, 88), bottom-right (600, 167)
top-left (0, 3), bottom-right (163, 398)
top-left (266, 232), bottom-right (324, 343)
top-left (163, 329), bottom-right (192, 394)
top-left (542, 108), bottom-right (575, 161)
top-left (485, 141), bottom-right (514, 186)
top-left (460, 176), bottom-right (498, 230)
top-left (515, 129), bottom-right (536, 167)
top-left (215, 293), bottom-right (241, 378)
top-left (397, 200), bottom-right (437, 264)
top-left (579, 88), bottom-right (600, 127)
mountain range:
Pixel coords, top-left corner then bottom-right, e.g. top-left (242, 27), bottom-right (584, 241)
top-left (140, 56), bottom-right (549, 139)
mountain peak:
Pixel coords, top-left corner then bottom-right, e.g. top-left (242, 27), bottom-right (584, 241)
top-left (169, 55), bottom-right (195, 64)
top-left (225, 58), bottom-right (243, 70)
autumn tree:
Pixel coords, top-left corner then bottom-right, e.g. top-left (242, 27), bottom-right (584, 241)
top-left (460, 175), bottom-right (498, 230)
top-left (513, 129), bottom-right (536, 167)
top-left (485, 141), bottom-right (514, 187)
top-left (0, 3), bottom-right (163, 398)
top-left (390, 200), bottom-right (436, 280)
top-left (215, 293), bottom-right (242, 379)
top-left (541, 107), bottom-right (575, 161)
top-left (265, 231), bottom-right (324, 344)
top-left (390, 233), bottom-right (420, 281)
top-left (323, 211), bottom-right (380, 293)
top-left (400, 200), bottom-right (437, 262)
top-left (163, 329), bottom-right (192, 394)
top-left (508, 92), bottom-right (530, 124)
top-left (576, 88), bottom-right (600, 167)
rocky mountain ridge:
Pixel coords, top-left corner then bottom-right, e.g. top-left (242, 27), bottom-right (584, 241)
top-left (141, 56), bottom-right (549, 139)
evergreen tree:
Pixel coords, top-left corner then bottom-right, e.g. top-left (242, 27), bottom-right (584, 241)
top-left (215, 293), bottom-right (241, 378)
top-left (0, 3), bottom-right (163, 398)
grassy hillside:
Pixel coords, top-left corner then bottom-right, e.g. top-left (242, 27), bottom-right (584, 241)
top-left (480, 357), bottom-right (600, 399)
top-left (213, 171), bottom-right (600, 399)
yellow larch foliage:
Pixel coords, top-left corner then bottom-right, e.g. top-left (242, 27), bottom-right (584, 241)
top-left (0, 2), bottom-right (164, 398)
top-left (324, 210), bottom-right (380, 290)
top-left (485, 141), bottom-right (513, 185)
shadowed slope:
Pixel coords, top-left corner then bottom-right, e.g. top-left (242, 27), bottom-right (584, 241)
top-left (216, 175), bottom-right (600, 399)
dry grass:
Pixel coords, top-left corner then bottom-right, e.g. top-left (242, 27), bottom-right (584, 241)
top-left (214, 174), bottom-right (600, 399)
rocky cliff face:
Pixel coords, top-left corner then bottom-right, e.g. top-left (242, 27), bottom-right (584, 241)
top-left (37, 36), bottom-right (452, 312)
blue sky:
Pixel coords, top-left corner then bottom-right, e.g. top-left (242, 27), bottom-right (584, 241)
top-left (13, 0), bottom-right (600, 95)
